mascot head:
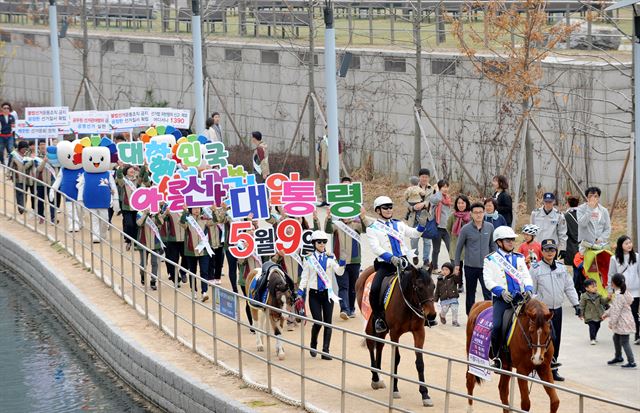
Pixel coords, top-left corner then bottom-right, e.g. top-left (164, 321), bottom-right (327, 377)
top-left (150, 133), bottom-right (177, 150)
top-left (77, 135), bottom-right (117, 173)
top-left (57, 140), bottom-right (83, 170)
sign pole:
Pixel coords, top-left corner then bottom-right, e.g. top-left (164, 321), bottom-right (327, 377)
top-left (49, 0), bottom-right (63, 106)
top-left (191, 0), bottom-right (205, 135)
top-left (324, 0), bottom-right (339, 185)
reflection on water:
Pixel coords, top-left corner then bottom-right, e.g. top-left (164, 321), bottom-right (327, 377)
top-left (0, 266), bottom-right (161, 413)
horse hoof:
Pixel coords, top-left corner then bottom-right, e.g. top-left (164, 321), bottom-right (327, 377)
top-left (371, 380), bottom-right (386, 390)
top-left (422, 397), bottom-right (434, 407)
top-left (466, 406), bottom-right (474, 413)
top-left (393, 391), bottom-right (401, 399)
top-left (257, 345), bottom-right (264, 352)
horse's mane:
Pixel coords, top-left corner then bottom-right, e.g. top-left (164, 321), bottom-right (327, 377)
top-left (524, 299), bottom-right (550, 328)
top-left (267, 267), bottom-right (290, 296)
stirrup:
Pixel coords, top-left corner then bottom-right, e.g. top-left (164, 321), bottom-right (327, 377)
top-left (374, 318), bottom-right (388, 334)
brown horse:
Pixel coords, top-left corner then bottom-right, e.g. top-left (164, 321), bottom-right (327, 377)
top-left (246, 265), bottom-right (294, 360)
top-left (356, 263), bottom-right (438, 406)
top-left (465, 299), bottom-right (559, 413)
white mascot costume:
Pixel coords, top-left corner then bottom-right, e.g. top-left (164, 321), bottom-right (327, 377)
top-left (50, 140), bottom-right (84, 232)
top-left (76, 137), bottom-right (120, 243)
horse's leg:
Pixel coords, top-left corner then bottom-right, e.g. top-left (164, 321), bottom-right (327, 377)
top-left (498, 373), bottom-right (511, 413)
top-left (371, 339), bottom-right (387, 389)
top-left (274, 318), bottom-right (285, 360)
top-left (465, 372), bottom-right (477, 413)
top-left (412, 327), bottom-right (432, 407)
top-left (516, 368), bottom-right (532, 412)
top-left (537, 364), bottom-right (560, 413)
top-left (252, 308), bottom-right (264, 351)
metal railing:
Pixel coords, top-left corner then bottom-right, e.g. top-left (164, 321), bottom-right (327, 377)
top-left (0, 163), bottom-right (637, 413)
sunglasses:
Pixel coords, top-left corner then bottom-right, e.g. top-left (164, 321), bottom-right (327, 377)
top-left (314, 240), bottom-right (327, 244)
top-left (542, 248), bottom-right (557, 252)
top-left (380, 205), bottom-right (393, 210)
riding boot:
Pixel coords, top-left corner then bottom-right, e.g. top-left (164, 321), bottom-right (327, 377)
top-left (374, 313), bottom-right (388, 334)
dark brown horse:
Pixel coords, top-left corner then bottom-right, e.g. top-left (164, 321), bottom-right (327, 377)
top-left (356, 263), bottom-right (438, 406)
top-left (465, 299), bottom-right (559, 413)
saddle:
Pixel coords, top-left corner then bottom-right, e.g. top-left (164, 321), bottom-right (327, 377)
top-left (496, 301), bottom-right (526, 359)
top-left (374, 274), bottom-right (398, 311)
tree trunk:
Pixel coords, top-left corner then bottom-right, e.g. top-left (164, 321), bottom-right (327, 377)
top-left (81, 0), bottom-right (93, 110)
top-left (523, 100), bottom-right (535, 211)
top-left (413, 0), bottom-right (423, 173)
top-left (307, 0), bottom-right (316, 179)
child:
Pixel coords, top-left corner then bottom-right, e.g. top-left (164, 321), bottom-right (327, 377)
top-left (404, 176), bottom-right (426, 220)
top-left (518, 224), bottom-right (542, 268)
top-left (579, 278), bottom-right (609, 344)
top-left (604, 273), bottom-right (636, 368)
top-left (435, 262), bottom-right (460, 326)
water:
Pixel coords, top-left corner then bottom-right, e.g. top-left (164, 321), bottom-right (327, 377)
top-left (0, 266), bottom-right (161, 413)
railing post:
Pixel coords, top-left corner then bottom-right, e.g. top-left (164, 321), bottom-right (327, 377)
top-left (509, 374), bottom-right (516, 410)
top-left (387, 340), bottom-right (395, 411)
top-left (80, 203), bottom-right (85, 266)
top-left (99, 226), bottom-right (105, 282)
top-left (120, 234), bottom-right (125, 299)
top-left (444, 359), bottom-right (452, 412)
top-left (131, 240), bottom-right (137, 310)
top-left (143, 251), bottom-right (149, 320)
top-left (300, 312), bottom-right (305, 408)
top-left (174, 264), bottom-right (178, 339)
top-left (212, 286), bottom-right (218, 363)
top-left (236, 294), bottom-right (243, 378)
top-left (579, 394), bottom-right (584, 413)
top-left (157, 253), bottom-right (163, 330)
top-left (340, 330), bottom-right (347, 412)
top-left (191, 271), bottom-right (196, 351)
top-left (266, 307), bottom-right (272, 392)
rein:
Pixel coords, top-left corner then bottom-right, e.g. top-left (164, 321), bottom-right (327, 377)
top-left (513, 300), bottom-right (552, 351)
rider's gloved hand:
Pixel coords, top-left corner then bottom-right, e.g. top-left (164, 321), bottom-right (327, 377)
top-left (501, 290), bottom-right (513, 303)
top-left (390, 256), bottom-right (402, 267)
top-left (297, 289), bottom-right (305, 300)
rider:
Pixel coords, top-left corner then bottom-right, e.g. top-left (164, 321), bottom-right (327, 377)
top-left (366, 196), bottom-right (427, 334)
top-left (483, 226), bottom-right (534, 366)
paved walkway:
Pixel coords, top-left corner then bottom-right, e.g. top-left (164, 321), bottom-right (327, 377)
top-left (0, 174), bottom-right (637, 412)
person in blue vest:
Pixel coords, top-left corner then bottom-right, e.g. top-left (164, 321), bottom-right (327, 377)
top-left (483, 226), bottom-right (534, 367)
top-left (49, 140), bottom-right (84, 232)
top-left (77, 138), bottom-right (120, 243)
top-left (366, 196), bottom-right (427, 334)
top-left (297, 230), bottom-right (345, 359)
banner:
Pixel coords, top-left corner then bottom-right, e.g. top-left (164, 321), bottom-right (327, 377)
top-left (25, 106), bottom-right (69, 127)
top-left (14, 120), bottom-right (61, 140)
top-left (468, 307), bottom-right (493, 381)
top-left (109, 108), bottom-right (151, 129)
top-left (148, 108), bottom-right (191, 128)
top-left (69, 111), bottom-right (111, 134)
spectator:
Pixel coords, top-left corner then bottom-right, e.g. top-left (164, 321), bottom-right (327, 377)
top-left (530, 239), bottom-right (581, 382)
top-left (429, 179), bottom-right (452, 272)
top-left (205, 205), bottom-right (225, 286)
top-left (530, 192), bottom-right (568, 260)
top-left (210, 112), bottom-right (223, 142)
top-left (577, 186), bottom-right (611, 250)
top-left (405, 168), bottom-right (433, 269)
top-left (564, 195), bottom-right (582, 294)
top-left (0, 102), bottom-right (16, 165)
top-left (316, 128), bottom-right (329, 207)
top-left (518, 224), bottom-right (542, 268)
top-left (447, 194), bottom-right (471, 292)
top-left (604, 274), bottom-right (636, 368)
top-left (135, 211), bottom-right (164, 291)
top-left (160, 203), bottom-right (186, 287)
top-left (33, 140), bottom-right (58, 224)
top-left (116, 163), bottom-right (149, 250)
top-left (579, 278), bottom-right (610, 345)
top-left (9, 140), bottom-right (33, 214)
top-left (484, 198), bottom-right (507, 229)
top-left (608, 236), bottom-right (639, 344)
top-left (454, 202), bottom-right (495, 315)
top-left (180, 206), bottom-right (213, 301)
top-left (251, 131), bottom-right (269, 183)
top-left (435, 262), bottom-right (460, 326)
top-left (202, 117), bottom-right (219, 143)
top-left (492, 174), bottom-right (513, 226)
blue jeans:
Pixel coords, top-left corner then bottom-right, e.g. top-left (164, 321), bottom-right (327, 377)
top-left (410, 236), bottom-right (432, 264)
top-left (0, 136), bottom-right (14, 165)
top-left (337, 263), bottom-right (360, 313)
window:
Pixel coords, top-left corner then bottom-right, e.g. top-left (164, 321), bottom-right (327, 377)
top-left (340, 53), bottom-right (360, 70)
top-left (23, 33), bottom-right (35, 46)
top-left (101, 39), bottom-right (114, 53)
top-left (1, 32), bottom-right (11, 43)
top-left (160, 44), bottom-right (174, 56)
top-left (384, 57), bottom-right (405, 73)
top-left (431, 59), bottom-right (457, 76)
top-left (261, 50), bottom-right (279, 64)
top-left (225, 48), bottom-right (242, 61)
top-left (129, 42), bottom-right (144, 54)
top-left (298, 52), bottom-right (318, 66)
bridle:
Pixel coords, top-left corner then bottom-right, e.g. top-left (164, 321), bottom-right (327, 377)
top-left (396, 264), bottom-right (434, 320)
top-left (513, 300), bottom-right (552, 351)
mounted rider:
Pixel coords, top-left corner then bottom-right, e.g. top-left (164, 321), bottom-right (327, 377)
top-left (483, 226), bottom-right (534, 366)
top-left (366, 196), bottom-right (427, 334)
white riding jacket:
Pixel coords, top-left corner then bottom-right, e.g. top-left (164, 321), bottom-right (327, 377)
top-left (366, 218), bottom-right (423, 263)
top-left (483, 250), bottom-right (533, 296)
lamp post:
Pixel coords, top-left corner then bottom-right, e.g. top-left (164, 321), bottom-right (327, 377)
top-left (323, 0), bottom-right (339, 184)
top-left (191, 0), bottom-right (205, 134)
top-left (49, 0), bottom-right (62, 106)
top-left (606, 0), bottom-right (639, 245)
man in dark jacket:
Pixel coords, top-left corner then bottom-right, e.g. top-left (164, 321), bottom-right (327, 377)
top-left (564, 196), bottom-right (582, 294)
top-left (0, 102), bottom-right (16, 165)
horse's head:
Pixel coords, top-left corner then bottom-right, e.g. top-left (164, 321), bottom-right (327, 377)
top-left (268, 267), bottom-right (293, 311)
top-left (403, 265), bottom-right (437, 322)
top-left (523, 299), bottom-right (553, 366)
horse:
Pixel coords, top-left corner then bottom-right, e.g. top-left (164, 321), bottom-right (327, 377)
top-left (465, 299), bottom-right (559, 413)
top-left (246, 264), bottom-right (294, 360)
top-left (355, 262), bottom-right (438, 406)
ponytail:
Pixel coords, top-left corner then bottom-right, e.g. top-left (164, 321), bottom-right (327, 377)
top-left (611, 273), bottom-right (627, 294)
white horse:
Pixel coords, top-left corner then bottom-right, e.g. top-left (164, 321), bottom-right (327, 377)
top-left (246, 265), bottom-right (294, 360)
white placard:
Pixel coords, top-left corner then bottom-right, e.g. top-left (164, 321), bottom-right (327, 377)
top-left (25, 106), bottom-right (69, 127)
top-left (148, 108), bottom-right (190, 128)
top-left (69, 111), bottom-right (111, 134)
top-left (108, 108), bottom-right (151, 129)
top-left (14, 120), bottom-right (62, 140)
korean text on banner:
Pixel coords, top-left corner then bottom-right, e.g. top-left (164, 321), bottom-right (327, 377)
top-left (109, 108), bottom-right (151, 129)
top-left (25, 106), bottom-right (69, 127)
top-left (69, 111), bottom-right (111, 134)
top-left (14, 120), bottom-right (61, 140)
top-left (148, 108), bottom-right (191, 128)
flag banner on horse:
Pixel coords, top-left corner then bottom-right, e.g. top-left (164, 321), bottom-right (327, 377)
top-left (469, 307), bottom-right (493, 381)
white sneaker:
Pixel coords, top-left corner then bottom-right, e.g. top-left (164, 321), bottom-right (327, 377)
top-left (590, 340), bottom-right (596, 345)
top-left (202, 292), bottom-right (209, 302)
